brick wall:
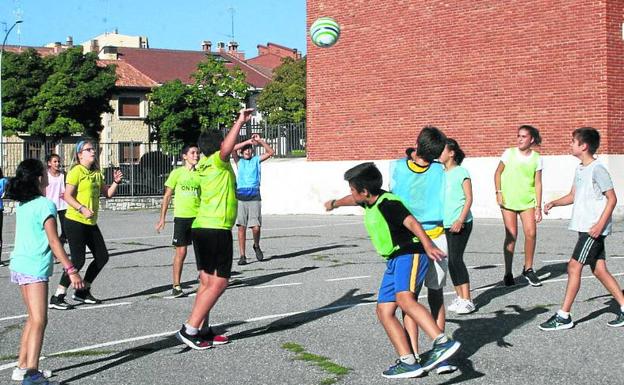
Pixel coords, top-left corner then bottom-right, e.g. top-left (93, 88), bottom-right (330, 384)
top-left (307, 0), bottom-right (624, 160)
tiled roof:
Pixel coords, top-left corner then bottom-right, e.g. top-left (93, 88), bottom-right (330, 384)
top-left (97, 60), bottom-right (157, 88)
top-left (246, 53), bottom-right (286, 75)
top-left (3, 45), bottom-right (57, 56)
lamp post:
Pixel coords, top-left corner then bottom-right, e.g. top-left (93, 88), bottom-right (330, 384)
top-left (0, 19), bottom-right (23, 169)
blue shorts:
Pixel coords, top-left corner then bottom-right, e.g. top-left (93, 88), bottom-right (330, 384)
top-left (378, 253), bottom-right (429, 303)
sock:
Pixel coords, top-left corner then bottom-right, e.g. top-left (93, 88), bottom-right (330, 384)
top-left (399, 354), bottom-right (416, 365)
top-left (620, 305), bottom-right (624, 313)
top-left (434, 333), bottom-right (448, 345)
top-left (173, 285), bottom-right (182, 290)
top-left (55, 287), bottom-right (67, 297)
top-left (184, 323), bottom-right (199, 335)
top-left (557, 310), bottom-right (570, 319)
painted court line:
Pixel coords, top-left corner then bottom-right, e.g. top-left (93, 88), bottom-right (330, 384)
top-left (254, 282), bottom-right (303, 289)
top-left (0, 314), bottom-right (28, 322)
top-left (325, 275), bottom-right (370, 282)
top-left (0, 302), bottom-right (132, 323)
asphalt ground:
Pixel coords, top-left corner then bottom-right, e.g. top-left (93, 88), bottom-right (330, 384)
top-left (0, 211), bottom-right (623, 385)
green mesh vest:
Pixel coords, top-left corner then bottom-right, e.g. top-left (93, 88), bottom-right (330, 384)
top-left (364, 193), bottom-right (416, 259)
top-left (500, 148), bottom-right (540, 211)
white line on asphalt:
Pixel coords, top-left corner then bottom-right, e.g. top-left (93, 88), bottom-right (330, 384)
top-left (542, 259), bottom-right (569, 263)
top-left (0, 302), bottom-right (132, 323)
top-left (254, 282), bottom-right (303, 289)
top-left (0, 314), bottom-right (28, 322)
top-left (325, 275), bottom-right (370, 282)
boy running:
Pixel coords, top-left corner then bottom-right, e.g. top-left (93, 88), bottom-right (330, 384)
top-left (325, 162), bottom-right (460, 378)
top-left (539, 127), bottom-right (624, 330)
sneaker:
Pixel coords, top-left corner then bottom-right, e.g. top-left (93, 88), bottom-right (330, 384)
top-left (421, 339), bottom-right (461, 372)
top-left (72, 289), bottom-right (102, 304)
top-left (21, 370), bottom-right (59, 385)
top-left (253, 244), bottom-right (264, 262)
top-left (522, 268), bottom-right (542, 287)
top-left (12, 368), bottom-right (52, 381)
top-left (607, 311), bottom-right (624, 327)
top-left (435, 360), bottom-right (458, 375)
top-left (176, 325), bottom-right (213, 350)
top-left (455, 299), bottom-right (476, 315)
top-left (171, 287), bottom-right (186, 298)
top-left (539, 313), bottom-right (573, 331)
top-left (49, 294), bottom-right (74, 310)
top-left (503, 273), bottom-right (515, 286)
top-left (447, 297), bottom-right (461, 312)
top-left (198, 327), bottom-right (230, 345)
top-left (382, 360), bottom-right (425, 379)
top-left (237, 255), bottom-right (247, 266)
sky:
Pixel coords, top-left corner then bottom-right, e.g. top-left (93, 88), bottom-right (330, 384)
top-left (0, 0), bottom-right (307, 56)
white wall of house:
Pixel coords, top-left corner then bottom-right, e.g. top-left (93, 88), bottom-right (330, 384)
top-left (256, 155), bottom-right (624, 221)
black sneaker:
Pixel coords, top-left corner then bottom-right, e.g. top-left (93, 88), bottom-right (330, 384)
top-left (607, 311), bottom-right (624, 327)
top-left (522, 268), bottom-right (542, 287)
top-left (50, 294), bottom-right (74, 310)
top-left (73, 289), bottom-right (102, 304)
top-left (253, 244), bottom-right (264, 262)
top-left (539, 313), bottom-right (573, 330)
top-left (176, 325), bottom-right (213, 350)
top-left (238, 255), bottom-right (247, 266)
top-left (503, 273), bottom-right (515, 286)
top-left (171, 286), bottom-right (186, 298)
top-left (198, 327), bottom-right (230, 345)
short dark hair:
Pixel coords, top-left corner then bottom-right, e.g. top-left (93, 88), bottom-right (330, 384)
top-left (46, 153), bottom-right (60, 163)
top-left (416, 126), bottom-right (446, 162)
top-left (241, 143), bottom-right (253, 152)
top-left (344, 162), bottom-right (383, 195)
top-left (180, 143), bottom-right (199, 157)
top-left (446, 138), bottom-right (466, 165)
top-left (573, 127), bottom-right (600, 155)
top-left (519, 125), bottom-right (542, 145)
top-left (197, 130), bottom-right (223, 156)
top-left (6, 159), bottom-right (45, 203)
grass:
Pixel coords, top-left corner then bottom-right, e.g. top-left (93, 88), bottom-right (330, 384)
top-left (282, 342), bottom-right (351, 385)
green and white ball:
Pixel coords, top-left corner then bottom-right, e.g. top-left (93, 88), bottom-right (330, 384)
top-left (310, 17), bottom-right (340, 48)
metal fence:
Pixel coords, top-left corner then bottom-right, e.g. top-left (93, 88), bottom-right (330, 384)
top-left (0, 121), bottom-right (305, 196)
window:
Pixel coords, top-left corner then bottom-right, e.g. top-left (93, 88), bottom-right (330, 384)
top-left (118, 97), bottom-right (141, 117)
top-left (119, 142), bottom-right (141, 164)
top-left (23, 140), bottom-right (55, 161)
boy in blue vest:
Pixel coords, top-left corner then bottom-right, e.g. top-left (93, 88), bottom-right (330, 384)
top-left (325, 162), bottom-right (460, 378)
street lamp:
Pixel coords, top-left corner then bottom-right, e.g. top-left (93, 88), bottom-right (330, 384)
top-left (0, 19), bottom-right (23, 169)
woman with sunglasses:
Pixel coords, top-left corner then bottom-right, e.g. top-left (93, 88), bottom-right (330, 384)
top-left (49, 139), bottom-right (123, 310)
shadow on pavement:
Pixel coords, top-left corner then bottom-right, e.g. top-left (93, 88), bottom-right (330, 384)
top-left (268, 244), bottom-right (358, 260)
top-left (228, 266), bottom-right (319, 288)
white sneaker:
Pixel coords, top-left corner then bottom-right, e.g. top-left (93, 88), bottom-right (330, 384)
top-left (447, 297), bottom-right (461, 312)
top-left (11, 367), bottom-right (53, 381)
top-left (456, 299), bottom-right (476, 315)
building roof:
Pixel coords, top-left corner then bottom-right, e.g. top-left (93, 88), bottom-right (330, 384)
top-left (4, 45), bottom-right (57, 57)
top-left (98, 59), bottom-right (157, 89)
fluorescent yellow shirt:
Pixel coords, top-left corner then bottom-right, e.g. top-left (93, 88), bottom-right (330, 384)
top-left (192, 152), bottom-right (237, 230)
top-left (65, 164), bottom-right (104, 225)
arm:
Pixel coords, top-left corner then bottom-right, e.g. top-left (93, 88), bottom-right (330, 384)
top-left (403, 215), bottom-right (445, 261)
top-left (543, 185), bottom-right (575, 215)
top-left (494, 161), bottom-right (505, 207)
top-left (101, 169), bottom-right (123, 199)
top-left (324, 194), bottom-right (357, 211)
top-left (534, 170), bottom-right (543, 223)
top-left (64, 184), bottom-right (94, 219)
top-left (232, 138), bottom-right (255, 164)
top-left (44, 217), bottom-right (83, 289)
top-left (450, 178), bottom-right (473, 233)
top-left (220, 108), bottom-right (254, 162)
top-left (588, 189), bottom-right (617, 238)
top-left (256, 138), bottom-right (275, 162)
top-left (156, 187), bottom-right (174, 232)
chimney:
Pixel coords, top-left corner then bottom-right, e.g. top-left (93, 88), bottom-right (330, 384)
top-left (66, 36), bottom-right (73, 47)
top-left (90, 39), bottom-right (99, 53)
top-left (228, 41), bottom-right (238, 54)
top-left (217, 41), bottom-right (225, 52)
top-left (53, 42), bottom-right (62, 53)
top-left (201, 40), bottom-right (212, 52)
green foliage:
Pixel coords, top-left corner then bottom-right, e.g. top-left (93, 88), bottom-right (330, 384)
top-left (257, 57), bottom-right (306, 124)
top-left (146, 55), bottom-right (249, 147)
top-left (281, 341), bottom-right (352, 385)
top-left (1, 47), bottom-right (116, 139)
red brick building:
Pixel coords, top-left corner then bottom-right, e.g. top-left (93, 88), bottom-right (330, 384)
top-left (306, 0), bottom-right (624, 161)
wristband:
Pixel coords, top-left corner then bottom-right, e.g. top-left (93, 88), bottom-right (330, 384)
top-left (65, 265), bottom-right (77, 275)
top-left (77, 205), bottom-right (84, 211)
top-left (331, 199), bottom-right (337, 209)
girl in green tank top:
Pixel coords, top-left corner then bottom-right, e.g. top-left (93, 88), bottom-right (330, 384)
top-left (494, 125), bottom-right (543, 288)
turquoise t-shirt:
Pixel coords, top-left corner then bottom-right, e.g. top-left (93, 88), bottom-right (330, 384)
top-left (9, 196), bottom-right (57, 278)
top-left (443, 166), bottom-right (473, 228)
top-left (236, 156), bottom-right (261, 200)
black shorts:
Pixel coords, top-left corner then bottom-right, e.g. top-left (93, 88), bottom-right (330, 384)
top-left (191, 228), bottom-right (233, 278)
top-left (172, 218), bottom-right (195, 246)
top-left (572, 232), bottom-right (605, 266)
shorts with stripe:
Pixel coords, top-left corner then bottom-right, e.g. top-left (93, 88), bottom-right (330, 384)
top-left (378, 253), bottom-right (430, 303)
top-left (572, 232), bottom-right (605, 266)
top-left (424, 233), bottom-right (448, 290)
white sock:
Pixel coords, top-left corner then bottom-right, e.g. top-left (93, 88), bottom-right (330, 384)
top-left (557, 310), bottom-right (570, 319)
top-left (184, 323), bottom-right (199, 335)
top-left (399, 354), bottom-right (416, 365)
top-left (55, 287), bottom-right (67, 296)
top-left (434, 333), bottom-right (448, 344)
top-left (620, 305), bottom-right (624, 313)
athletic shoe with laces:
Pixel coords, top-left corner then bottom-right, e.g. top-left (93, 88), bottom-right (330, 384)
top-left (171, 287), bottom-right (186, 298)
top-left (21, 370), bottom-right (59, 385)
top-left (12, 367), bottom-right (52, 381)
top-left (198, 327), bottom-right (229, 345)
top-left (381, 359), bottom-right (425, 378)
top-left (176, 325), bottom-right (213, 350)
top-left (455, 299), bottom-right (476, 315)
top-left (72, 288), bottom-right (102, 304)
top-left (607, 311), bottom-right (624, 327)
top-left (421, 339), bottom-right (461, 372)
top-left (435, 360), bottom-right (458, 375)
top-left (237, 255), bottom-right (247, 266)
top-left (253, 244), bottom-right (264, 261)
top-left (49, 294), bottom-right (74, 310)
top-left (539, 313), bottom-right (573, 331)
top-left (447, 297), bottom-right (461, 312)
top-left (503, 273), bottom-right (515, 286)
top-left (522, 268), bottom-right (542, 287)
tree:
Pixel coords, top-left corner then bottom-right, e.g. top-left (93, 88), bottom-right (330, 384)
top-left (146, 56), bottom-right (249, 147)
top-left (257, 57), bottom-right (306, 124)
